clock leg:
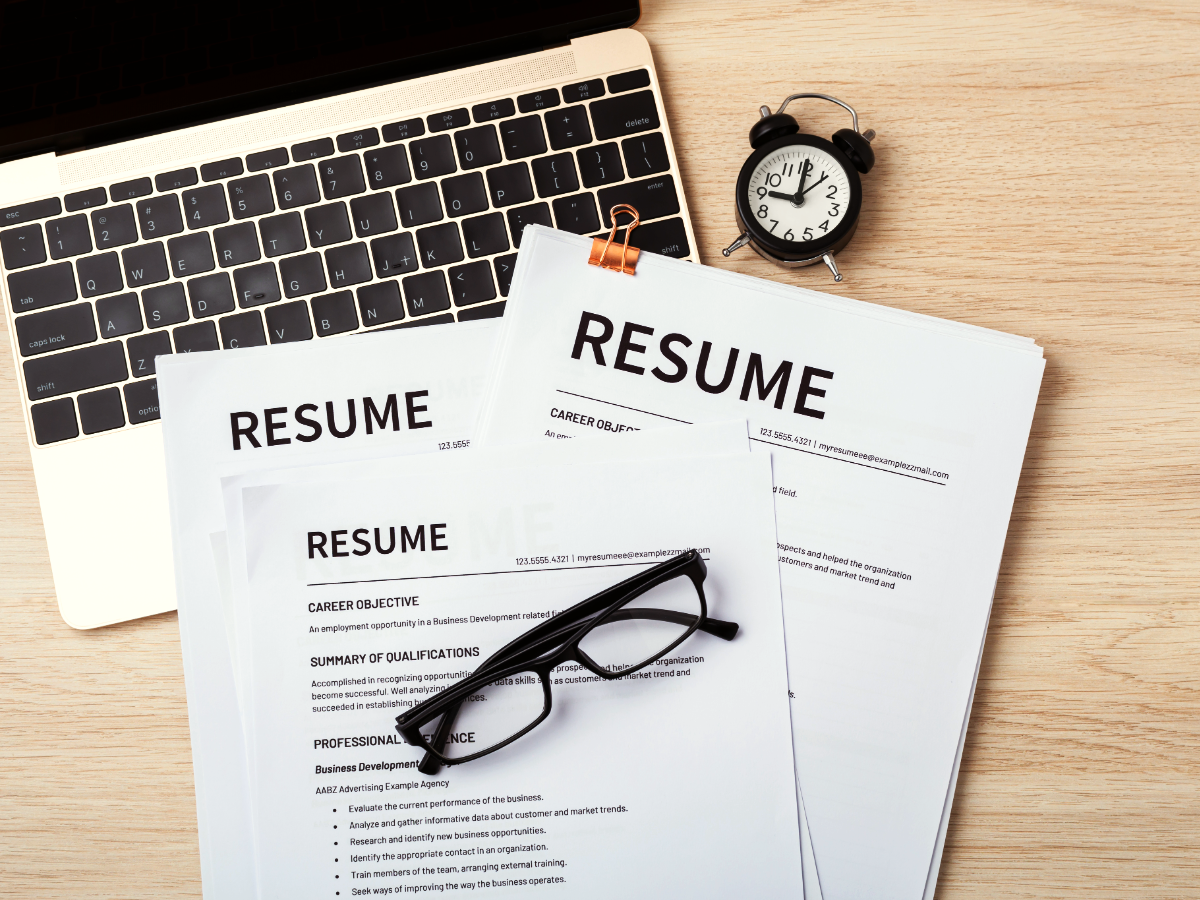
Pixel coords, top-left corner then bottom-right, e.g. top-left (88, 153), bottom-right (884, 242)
top-left (821, 253), bottom-right (843, 282)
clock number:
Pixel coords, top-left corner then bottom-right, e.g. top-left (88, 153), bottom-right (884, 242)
top-left (757, 204), bottom-right (769, 218)
top-left (819, 220), bottom-right (829, 232)
top-left (829, 202), bottom-right (840, 217)
top-left (783, 229), bottom-right (794, 241)
top-left (803, 227), bottom-right (813, 241)
top-left (827, 185), bottom-right (837, 199)
top-left (766, 172), bottom-right (782, 187)
top-left (769, 219), bottom-right (779, 233)
top-left (783, 163), bottom-right (794, 177)
top-left (757, 186), bottom-right (768, 199)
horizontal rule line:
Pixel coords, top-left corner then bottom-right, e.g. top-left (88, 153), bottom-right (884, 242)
top-left (307, 557), bottom-right (710, 587)
top-left (554, 389), bottom-right (692, 424)
top-left (749, 437), bottom-right (948, 485)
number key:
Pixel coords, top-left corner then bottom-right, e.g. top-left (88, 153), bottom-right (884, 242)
top-left (364, 146), bottom-right (411, 189)
top-left (181, 185), bottom-right (229, 229)
top-left (454, 125), bottom-right (501, 170)
top-left (409, 135), bottom-right (456, 180)
top-left (46, 215), bottom-right (92, 258)
top-left (272, 165), bottom-right (321, 209)
top-left (228, 174), bottom-right (275, 220)
top-left (577, 143), bottom-right (624, 188)
top-left (90, 205), bottom-right (138, 249)
top-left (319, 155), bottom-right (366, 200)
top-left (136, 195), bottom-right (184, 240)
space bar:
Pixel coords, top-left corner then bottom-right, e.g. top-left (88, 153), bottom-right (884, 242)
top-left (24, 342), bottom-right (129, 401)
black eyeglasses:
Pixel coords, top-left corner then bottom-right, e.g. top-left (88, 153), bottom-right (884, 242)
top-left (394, 550), bottom-right (738, 773)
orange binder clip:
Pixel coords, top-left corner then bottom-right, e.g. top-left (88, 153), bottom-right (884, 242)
top-left (588, 204), bottom-right (641, 275)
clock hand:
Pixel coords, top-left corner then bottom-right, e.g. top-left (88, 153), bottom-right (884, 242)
top-left (800, 172), bottom-right (829, 196)
top-left (793, 159), bottom-right (812, 205)
top-left (767, 190), bottom-right (795, 201)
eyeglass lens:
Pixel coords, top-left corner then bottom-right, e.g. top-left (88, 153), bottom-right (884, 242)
top-left (422, 674), bottom-right (546, 761)
top-left (576, 574), bottom-right (700, 675)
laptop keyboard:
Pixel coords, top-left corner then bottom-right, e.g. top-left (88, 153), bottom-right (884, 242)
top-left (2, 70), bottom-right (693, 446)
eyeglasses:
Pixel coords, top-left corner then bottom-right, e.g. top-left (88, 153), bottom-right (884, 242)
top-left (394, 549), bottom-right (738, 773)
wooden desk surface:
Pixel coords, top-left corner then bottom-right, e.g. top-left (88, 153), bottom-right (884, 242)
top-left (2, 2), bottom-right (1197, 896)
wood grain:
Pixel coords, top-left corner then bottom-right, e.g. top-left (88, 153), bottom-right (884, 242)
top-left (1, 1), bottom-right (1197, 896)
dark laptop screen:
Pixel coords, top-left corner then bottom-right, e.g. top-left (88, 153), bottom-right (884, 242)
top-left (0, 0), bottom-right (640, 161)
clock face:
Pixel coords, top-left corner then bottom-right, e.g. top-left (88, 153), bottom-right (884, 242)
top-left (746, 144), bottom-right (853, 245)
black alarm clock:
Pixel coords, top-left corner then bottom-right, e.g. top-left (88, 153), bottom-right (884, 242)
top-left (723, 93), bottom-right (875, 282)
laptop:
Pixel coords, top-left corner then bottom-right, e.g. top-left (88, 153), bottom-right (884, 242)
top-left (0, 0), bottom-right (698, 628)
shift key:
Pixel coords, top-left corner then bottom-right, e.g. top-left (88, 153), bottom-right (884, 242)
top-left (598, 175), bottom-right (680, 226)
top-left (24, 342), bottom-right (128, 401)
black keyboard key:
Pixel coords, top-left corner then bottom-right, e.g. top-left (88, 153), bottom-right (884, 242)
top-left (546, 106), bottom-right (592, 151)
top-left (382, 118), bottom-right (424, 142)
top-left (402, 271), bottom-right (450, 318)
top-left (337, 128), bottom-right (379, 152)
top-left (370, 232), bottom-right (418, 278)
top-left (472, 99), bottom-right (515, 123)
top-left (78, 252), bottom-right (123, 297)
top-left (486, 163), bottom-right (533, 208)
top-left (365, 146), bottom-right (411, 190)
top-left (201, 158), bottom-right (244, 181)
top-left (123, 242), bottom-right (170, 287)
top-left (448, 261), bottom-right (496, 307)
top-left (214, 222), bottom-right (260, 268)
top-left (188, 273), bottom-right (235, 318)
top-left (79, 387), bottom-right (124, 434)
top-left (349, 194), bottom-right (396, 238)
top-left (167, 233), bottom-right (214, 277)
top-left (47, 215), bottom-right (92, 258)
top-left (97, 292), bottom-right (142, 338)
top-left (506, 203), bottom-right (552, 248)
top-left (274, 165), bottom-right (320, 209)
top-left (141, 282), bottom-right (189, 328)
top-left (325, 243), bottom-right (372, 288)
top-left (182, 185), bottom-right (229, 229)
top-left (461, 212), bottom-right (509, 258)
top-left (280, 253), bottom-right (327, 297)
top-left (493, 253), bottom-right (518, 296)
top-left (1, 197), bottom-right (61, 226)
top-left (499, 116), bottom-right (546, 160)
top-left (607, 69), bottom-right (651, 94)
top-left (23, 341), bottom-right (127, 401)
top-left (292, 138), bottom-right (334, 161)
top-left (155, 167), bottom-right (198, 192)
top-left (517, 89), bottom-right (559, 113)
top-left (622, 132), bottom-right (671, 178)
top-left (312, 291), bottom-right (359, 336)
top-left (598, 175), bottom-right (680, 226)
top-left (441, 173), bottom-right (488, 217)
top-left (458, 301), bottom-right (505, 321)
top-left (15, 302), bottom-right (96, 357)
top-left (396, 182), bottom-right (442, 227)
top-left (30, 397), bottom-right (77, 444)
top-left (219, 310), bottom-right (266, 349)
top-left (552, 193), bottom-right (600, 235)
top-left (247, 148), bottom-right (289, 172)
top-left (590, 90), bottom-right (660, 140)
top-left (137, 194), bottom-right (184, 239)
top-left (416, 222), bottom-right (463, 268)
top-left (428, 108), bottom-right (469, 133)
top-left (388, 313), bottom-right (454, 329)
top-left (604, 216), bottom-right (691, 259)
top-left (124, 378), bottom-right (162, 423)
top-left (8, 262), bottom-right (76, 313)
top-left (229, 174), bottom-right (274, 219)
top-left (173, 321), bottom-right (219, 354)
top-left (260, 212), bottom-right (306, 257)
top-left (562, 79), bottom-right (604, 103)
top-left (305, 203), bottom-right (352, 247)
top-left (64, 187), bottom-right (106, 212)
top-left (2, 224), bottom-right (46, 268)
top-left (532, 153), bottom-right (579, 197)
top-left (454, 126), bottom-right (502, 170)
top-left (577, 143), bottom-right (623, 188)
top-left (110, 177), bottom-right (152, 200)
top-left (320, 155), bottom-right (366, 200)
top-left (265, 300), bottom-right (312, 344)
top-left (127, 331), bottom-right (172, 377)
top-left (233, 262), bottom-right (280, 308)
top-left (356, 281), bottom-right (404, 327)
top-left (409, 135), bottom-right (456, 179)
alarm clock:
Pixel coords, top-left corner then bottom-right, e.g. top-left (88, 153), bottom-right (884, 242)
top-left (723, 93), bottom-right (876, 282)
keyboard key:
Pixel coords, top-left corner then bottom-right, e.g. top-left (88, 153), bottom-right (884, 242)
top-left (247, 148), bottom-right (289, 172)
top-left (562, 79), bottom-right (604, 103)
top-left (167, 233), bottom-right (214, 277)
top-left (229, 174), bottom-right (274, 219)
top-left (493, 253), bottom-right (518, 296)
top-left (546, 106), bottom-right (592, 151)
top-left (201, 158), bottom-right (244, 181)
top-left (337, 128), bottom-right (379, 152)
top-left (234, 262), bottom-right (280, 308)
top-left (1, 197), bottom-right (61, 226)
top-left (364, 146), bottom-right (411, 190)
top-left (8, 262), bottom-right (76, 312)
top-left (440, 173), bottom-right (488, 217)
top-left (454, 126), bottom-right (502, 170)
top-left (622, 132), bottom-right (671, 178)
top-left (64, 187), bottom-right (107, 212)
top-left (370, 232), bottom-right (418, 278)
top-left (532, 153), bottom-right (579, 197)
top-left (265, 300), bottom-right (313, 344)
top-left (517, 89), bottom-right (559, 113)
top-left (486, 163), bottom-right (533, 208)
top-left (219, 310), bottom-right (266, 349)
top-left (46, 215), bottom-right (92, 258)
top-left (280, 253), bottom-right (327, 297)
top-left (472, 99), bottom-right (515, 123)
top-left (356, 281), bottom-right (404, 327)
top-left (607, 69), bottom-right (651, 94)
top-left (506, 203), bottom-right (552, 247)
top-left (23, 341), bottom-right (128, 401)
top-left (182, 185), bottom-right (229, 229)
top-left (448, 261), bottom-right (496, 307)
top-left (124, 378), bottom-right (162, 423)
top-left (142, 283), bottom-right (189, 328)
top-left (459, 301), bottom-right (505, 321)
top-left (260, 212), bottom-right (306, 257)
top-left (173, 321), bottom-right (219, 354)
top-left (292, 138), bottom-right (334, 161)
top-left (97, 292), bottom-right (142, 338)
top-left (590, 90), bottom-right (660, 140)
top-left (349, 194), bottom-right (397, 238)
top-left (30, 397), bottom-right (78, 444)
top-left (382, 118), bottom-right (424, 142)
top-left (499, 116), bottom-right (546, 160)
top-left (136, 195), bottom-right (184, 239)
top-left (127, 331), bottom-right (172, 377)
top-left (409, 135), bottom-right (456, 179)
top-left (325, 243), bottom-right (372, 288)
top-left (402, 271), bottom-right (450, 318)
top-left (416, 222), bottom-right (464, 268)
top-left (155, 167), bottom-right (198, 192)
top-left (320, 155), bottom-right (366, 200)
top-left (110, 178), bottom-right (152, 200)
top-left (188, 272), bottom-right (235, 318)
top-left (311, 291), bottom-right (359, 336)
top-left (2, 224), bottom-right (46, 268)
top-left (78, 252), bottom-right (124, 297)
top-left (461, 212), bottom-right (509, 258)
top-left (78, 387), bottom-right (124, 434)
top-left (396, 183), bottom-right (443, 227)
top-left (214, 222), bottom-right (260, 267)
top-left (123, 242), bottom-right (170, 287)
top-left (552, 193), bottom-right (600, 235)
top-left (598, 175), bottom-right (680, 226)
top-left (577, 143), bottom-right (623, 188)
top-left (15, 302), bottom-right (96, 357)
top-left (603, 216), bottom-right (691, 259)
top-left (274, 165), bottom-right (321, 209)
top-left (305, 203), bottom-right (352, 247)
top-left (428, 108), bottom-right (469, 133)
